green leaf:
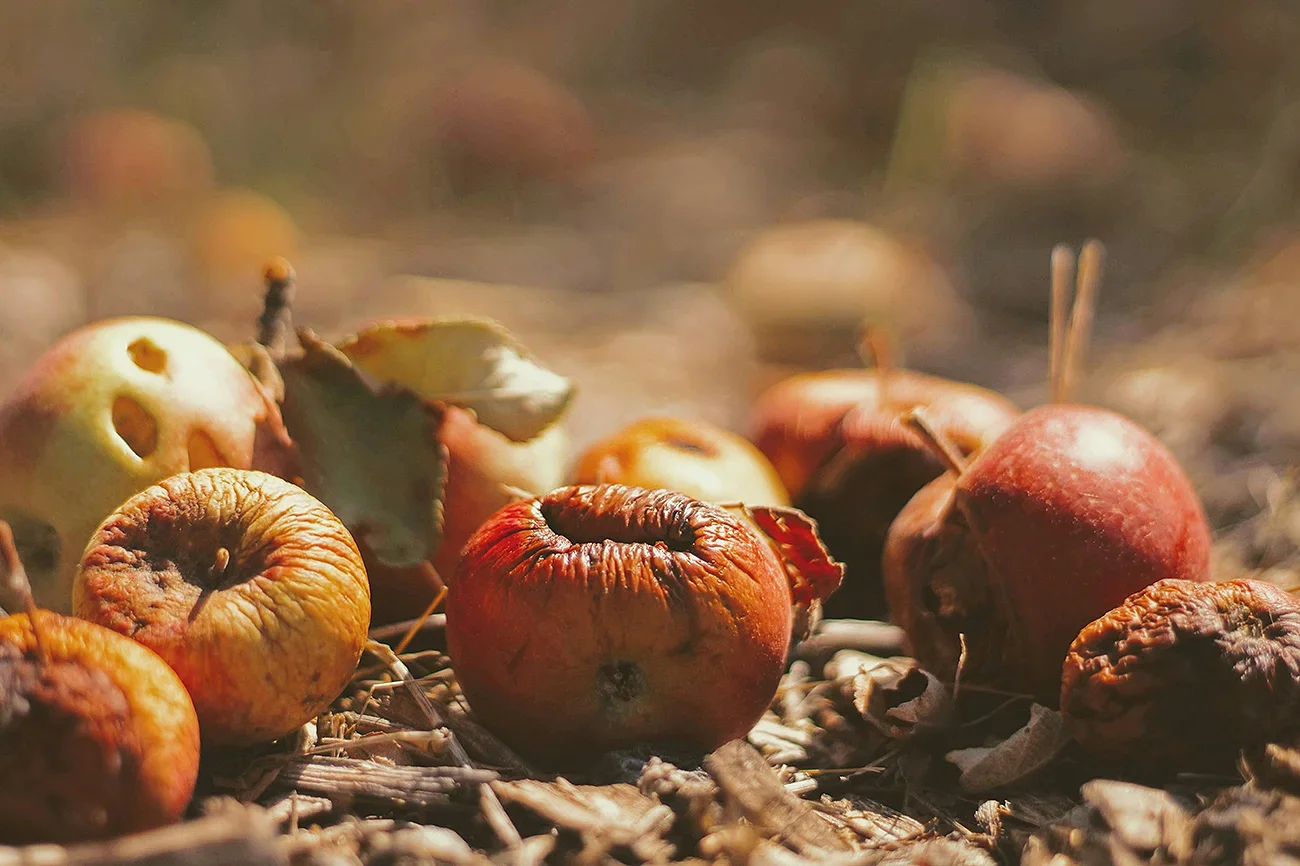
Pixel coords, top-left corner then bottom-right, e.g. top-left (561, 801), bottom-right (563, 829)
top-left (278, 329), bottom-right (447, 567)
top-left (336, 318), bottom-right (574, 442)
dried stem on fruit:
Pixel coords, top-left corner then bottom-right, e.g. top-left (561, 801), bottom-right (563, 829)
top-left (858, 329), bottom-right (897, 408)
top-left (1049, 244), bottom-right (1074, 403)
top-left (257, 257), bottom-right (297, 358)
top-left (899, 408), bottom-right (968, 476)
top-left (0, 520), bottom-right (46, 663)
top-left (1059, 240), bottom-right (1105, 403)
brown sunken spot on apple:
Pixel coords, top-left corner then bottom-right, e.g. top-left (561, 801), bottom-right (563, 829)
top-left (596, 660), bottom-right (647, 717)
top-left (110, 396), bottom-right (158, 459)
top-left (126, 338), bottom-right (167, 375)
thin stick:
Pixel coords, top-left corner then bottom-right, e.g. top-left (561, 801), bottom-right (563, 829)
top-left (1048, 245), bottom-right (1075, 404)
top-left (256, 257), bottom-right (297, 358)
top-left (900, 408), bottom-right (967, 476)
top-left (858, 329), bottom-right (896, 408)
top-left (1059, 240), bottom-right (1105, 404)
top-left (0, 521), bottom-right (47, 664)
top-left (393, 579), bottom-right (448, 656)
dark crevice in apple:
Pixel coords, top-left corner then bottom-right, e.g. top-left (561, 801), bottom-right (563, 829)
top-left (126, 338), bottom-right (168, 375)
top-left (596, 659), bottom-right (646, 714)
top-left (111, 396), bottom-right (158, 459)
top-left (539, 490), bottom-right (698, 553)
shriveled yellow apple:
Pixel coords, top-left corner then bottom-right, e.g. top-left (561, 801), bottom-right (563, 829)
top-left (73, 468), bottom-right (371, 746)
top-left (0, 317), bottom-right (292, 613)
top-left (571, 416), bottom-right (789, 506)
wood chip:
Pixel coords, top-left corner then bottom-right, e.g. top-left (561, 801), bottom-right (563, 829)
top-left (276, 755), bottom-right (497, 807)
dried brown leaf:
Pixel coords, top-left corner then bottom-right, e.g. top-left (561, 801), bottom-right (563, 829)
top-left (946, 704), bottom-right (1072, 792)
top-left (851, 656), bottom-right (952, 738)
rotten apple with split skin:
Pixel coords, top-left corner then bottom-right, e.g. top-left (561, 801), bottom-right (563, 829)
top-left (445, 484), bottom-right (798, 764)
top-left (882, 242), bottom-right (1213, 702)
top-left (750, 358), bottom-right (1019, 619)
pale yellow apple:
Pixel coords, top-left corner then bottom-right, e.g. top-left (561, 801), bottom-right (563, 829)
top-left (571, 416), bottom-right (789, 507)
top-left (0, 316), bottom-right (292, 612)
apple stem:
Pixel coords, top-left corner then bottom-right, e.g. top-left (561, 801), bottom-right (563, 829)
top-left (0, 521), bottom-right (48, 665)
top-left (900, 408), bottom-right (968, 477)
top-left (1058, 240), bottom-right (1105, 404)
top-left (256, 257), bottom-right (297, 360)
top-left (1048, 244), bottom-right (1075, 404)
top-left (858, 329), bottom-right (896, 408)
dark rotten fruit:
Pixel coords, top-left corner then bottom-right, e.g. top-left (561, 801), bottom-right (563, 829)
top-left (445, 484), bottom-right (794, 764)
top-left (883, 403), bottom-right (1213, 702)
top-left (751, 368), bottom-right (1019, 618)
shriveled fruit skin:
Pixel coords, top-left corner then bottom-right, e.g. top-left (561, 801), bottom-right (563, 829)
top-left (1062, 578), bottom-right (1300, 771)
top-left (446, 484), bottom-right (793, 764)
top-left (0, 611), bottom-right (200, 843)
top-left (74, 468), bottom-right (370, 746)
top-left (884, 404), bottom-right (1212, 702)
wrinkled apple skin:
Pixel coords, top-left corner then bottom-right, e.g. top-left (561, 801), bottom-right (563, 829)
top-left (0, 317), bottom-right (292, 613)
top-left (884, 404), bottom-right (1213, 701)
top-left (751, 368), bottom-right (1018, 618)
top-left (571, 416), bottom-right (789, 507)
top-left (73, 468), bottom-right (370, 746)
top-left (446, 484), bottom-right (793, 764)
top-left (0, 611), bottom-right (200, 843)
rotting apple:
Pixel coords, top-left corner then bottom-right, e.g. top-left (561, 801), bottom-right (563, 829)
top-left (882, 242), bottom-right (1213, 702)
top-left (0, 316), bottom-right (293, 613)
top-left (571, 416), bottom-right (790, 507)
top-left (73, 467), bottom-right (370, 746)
top-left (0, 610), bottom-right (200, 843)
top-left (445, 484), bottom-right (797, 764)
top-left (750, 355), bottom-right (1019, 619)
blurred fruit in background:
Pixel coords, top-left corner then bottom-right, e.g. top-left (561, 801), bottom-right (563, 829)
top-left (61, 110), bottom-right (213, 210)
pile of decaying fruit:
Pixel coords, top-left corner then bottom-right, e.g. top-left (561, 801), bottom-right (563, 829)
top-left (3, 244), bottom-right (1299, 847)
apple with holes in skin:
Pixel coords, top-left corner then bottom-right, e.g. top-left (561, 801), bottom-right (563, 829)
top-left (750, 368), bottom-right (1019, 619)
top-left (74, 468), bottom-right (370, 746)
top-left (446, 484), bottom-right (795, 764)
top-left (883, 404), bottom-right (1213, 703)
top-left (571, 416), bottom-right (789, 507)
top-left (0, 610), bottom-right (200, 843)
top-left (0, 317), bottom-right (293, 613)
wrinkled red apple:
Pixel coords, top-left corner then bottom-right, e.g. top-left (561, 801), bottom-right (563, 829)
top-left (883, 403), bottom-right (1213, 702)
top-left (751, 368), bottom-right (1018, 618)
top-left (572, 416), bottom-right (789, 506)
top-left (446, 484), bottom-right (795, 764)
top-left (0, 317), bottom-right (292, 612)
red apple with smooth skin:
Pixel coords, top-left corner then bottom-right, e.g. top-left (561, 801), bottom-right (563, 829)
top-left (883, 403), bottom-right (1213, 702)
top-left (751, 368), bottom-right (1019, 618)
top-left (446, 484), bottom-right (794, 764)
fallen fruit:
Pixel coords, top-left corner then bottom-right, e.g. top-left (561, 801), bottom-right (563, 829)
top-left (61, 109), bottom-right (214, 209)
top-left (73, 468), bottom-right (370, 746)
top-left (751, 346), bottom-right (1018, 618)
top-left (883, 243), bottom-right (1212, 701)
top-left (446, 484), bottom-right (794, 763)
top-left (572, 416), bottom-right (790, 506)
top-left (0, 316), bottom-right (292, 612)
top-left (1061, 579), bottom-right (1300, 770)
top-left (0, 610), bottom-right (200, 843)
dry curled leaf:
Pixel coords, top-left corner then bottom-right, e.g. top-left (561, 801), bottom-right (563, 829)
top-left (846, 654), bottom-right (952, 738)
top-left (722, 504), bottom-right (844, 606)
top-left (945, 704), bottom-right (1071, 792)
top-left (279, 329), bottom-right (447, 567)
top-left (337, 317), bottom-right (574, 442)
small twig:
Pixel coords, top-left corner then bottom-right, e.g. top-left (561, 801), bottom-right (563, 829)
top-left (0, 520), bottom-right (47, 664)
top-left (393, 571), bottom-right (447, 656)
top-left (1048, 244), bottom-right (1074, 404)
top-left (256, 257), bottom-right (297, 358)
top-left (899, 408), bottom-right (968, 476)
top-left (1059, 240), bottom-right (1105, 404)
top-left (858, 329), bottom-right (897, 408)
top-left (952, 633), bottom-right (968, 705)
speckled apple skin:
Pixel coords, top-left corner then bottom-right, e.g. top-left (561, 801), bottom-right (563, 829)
top-left (885, 404), bottom-right (1213, 701)
top-left (446, 484), bottom-right (793, 764)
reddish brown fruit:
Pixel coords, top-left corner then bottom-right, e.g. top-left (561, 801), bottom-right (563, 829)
top-left (0, 611), bottom-right (200, 843)
top-left (73, 468), bottom-right (371, 746)
top-left (1062, 579), bottom-right (1300, 771)
top-left (445, 484), bottom-right (794, 764)
top-left (572, 416), bottom-right (789, 506)
top-left (883, 404), bottom-right (1213, 702)
top-left (751, 368), bottom-right (1018, 618)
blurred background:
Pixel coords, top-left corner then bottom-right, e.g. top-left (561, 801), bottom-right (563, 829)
top-left (5, 1), bottom-right (1300, 575)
